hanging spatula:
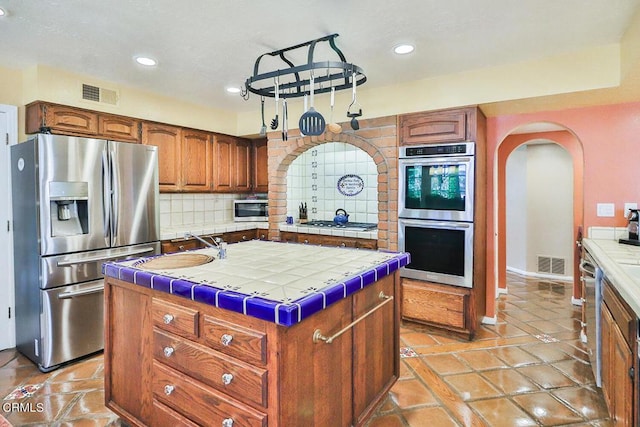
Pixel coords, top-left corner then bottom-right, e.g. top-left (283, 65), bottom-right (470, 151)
top-left (270, 77), bottom-right (279, 130)
top-left (298, 75), bottom-right (325, 136)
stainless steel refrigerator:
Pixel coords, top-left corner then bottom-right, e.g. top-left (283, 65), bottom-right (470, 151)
top-left (11, 134), bottom-right (160, 371)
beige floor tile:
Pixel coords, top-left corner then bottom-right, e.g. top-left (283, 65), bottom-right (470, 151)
top-left (552, 386), bottom-right (611, 421)
top-left (481, 368), bottom-right (539, 395)
top-left (469, 397), bottom-right (537, 427)
top-left (513, 392), bottom-right (584, 425)
top-left (402, 406), bottom-right (460, 427)
top-left (490, 346), bottom-right (541, 367)
top-left (517, 364), bottom-right (576, 389)
top-left (444, 372), bottom-right (502, 401)
top-left (456, 350), bottom-right (509, 371)
top-left (389, 378), bottom-right (438, 409)
top-left (422, 353), bottom-right (472, 375)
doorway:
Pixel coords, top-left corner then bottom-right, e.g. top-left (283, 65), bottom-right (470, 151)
top-left (0, 104), bottom-right (17, 350)
top-left (505, 142), bottom-right (574, 280)
top-left (495, 125), bottom-right (584, 304)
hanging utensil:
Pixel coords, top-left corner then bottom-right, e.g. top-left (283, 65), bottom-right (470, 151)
top-left (259, 96), bottom-right (267, 136)
top-left (270, 77), bottom-right (279, 130)
top-left (282, 97), bottom-right (288, 141)
top-left (327, 87), bottom-right (342, 134)
top-left (298, 75), bottom-right (325, 136)
top-left (347, 72), bottom-right (362, 130)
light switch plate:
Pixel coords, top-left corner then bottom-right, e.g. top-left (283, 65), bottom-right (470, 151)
top-left (624, 203), bottom-right (637, 218)
top-left (597, 203), bottom-right (615, 217)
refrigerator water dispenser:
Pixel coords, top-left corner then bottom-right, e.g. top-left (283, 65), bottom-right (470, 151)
top-left (49, 181), bottom-right (89, 237)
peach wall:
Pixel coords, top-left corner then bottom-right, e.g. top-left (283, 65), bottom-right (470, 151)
top-left (486, 101), bottom-right (640, 317)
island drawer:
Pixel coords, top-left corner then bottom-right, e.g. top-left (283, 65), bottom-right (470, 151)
top-left (152, 399), bottom-right (199, 427)
top-left (152, 298), bottom-right (199, 340)
top-left (154, 328), bottom-right (268, 408)
top-left (201, 315), bottom-right (267, 366)
top-left (153, 361), bottom-right (267, 427)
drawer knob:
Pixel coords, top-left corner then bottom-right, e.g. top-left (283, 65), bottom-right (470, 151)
top-left (222, 373), bottom-right (234, 385)
top-left (164, 384), bottom-right (175, 396)
top-left (222, 418), bottom-right (234, 427)
top-left (163, 346), bottom-right (175, 357)
top-left (221, 334), bottom-right (233, 346)
top-left (163, 314), bottom-right (174, 324)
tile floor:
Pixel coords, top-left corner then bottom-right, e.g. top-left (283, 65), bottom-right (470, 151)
top-left (0, 273), bottom-right (611, 426)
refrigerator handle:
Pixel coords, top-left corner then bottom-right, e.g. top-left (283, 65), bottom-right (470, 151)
top-left (102, 149), bottom-right (111, 240)
top-left (110, 147), bottom-right (118, 242)
top-left (58, 285), bottom-right (104, 299)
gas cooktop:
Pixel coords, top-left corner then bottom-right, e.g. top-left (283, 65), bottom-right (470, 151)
top-left (299, 220), bottom-right (378, 231)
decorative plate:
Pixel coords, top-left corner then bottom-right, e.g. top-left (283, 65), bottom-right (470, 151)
top-left (337, 174), bottom-right (364, 196)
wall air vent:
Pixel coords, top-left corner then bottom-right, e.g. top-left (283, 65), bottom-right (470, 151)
top-left (537, 255), bottom-right (566, 275)
top-left (81, 83), bottom-right (119, 105)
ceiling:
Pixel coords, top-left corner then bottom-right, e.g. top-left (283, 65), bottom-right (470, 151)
top-left (1, 0), bottom-right (639, 115)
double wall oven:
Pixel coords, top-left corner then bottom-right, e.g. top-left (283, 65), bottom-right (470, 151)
top-left (398, 142), bottom-right (476, 288)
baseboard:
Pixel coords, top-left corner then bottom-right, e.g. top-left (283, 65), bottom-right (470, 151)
top-left (481, 315), bottom-right (497, 325)
top-left (506, 266), bottom-right (573, 283)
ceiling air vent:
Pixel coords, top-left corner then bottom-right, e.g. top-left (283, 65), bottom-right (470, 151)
top-left (537, 255), bottom-right (566, 275)
top-left (81, 83), bottom-right (119, 105)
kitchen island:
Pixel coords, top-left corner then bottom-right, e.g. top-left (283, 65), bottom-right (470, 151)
top-left (102, 240), bottom-right (409, 427)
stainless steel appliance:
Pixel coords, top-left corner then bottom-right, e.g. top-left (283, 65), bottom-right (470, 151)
top-left (398, 142), bottom-right (475, 222)
top-left (234, 199), bottom-right (268, 222)
top-left (580, 249), bottom-right (603, 386)
top-left (398, 142), bottom-right (476, 287)
top-left (11, 134), bottom-right (160, 371)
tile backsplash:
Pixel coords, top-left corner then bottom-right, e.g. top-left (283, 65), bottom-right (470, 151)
top-left (160, 193), bottom-right (263, 228)
top-left (286, 142), bottom-right (378, 224)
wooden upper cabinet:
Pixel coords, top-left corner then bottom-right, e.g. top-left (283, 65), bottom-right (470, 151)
top-left (212, 134), bottom-right (234, 192)
top-left (234, 138), bottom-right (252, 192)
top-left (181, 130), bottom-right (212, 192)
top-left (253, 139), bottom-right (268, 193)
top-left (26, 102), bottom-right (98, 136)
top-left (141, 123), bottom-right (182, 192)
top-left (212, 135), bottom-right (252, 193)
top-left (399, 107), bottom-right (479, 145)
top-left (98, 115), bottom-right (140, 143)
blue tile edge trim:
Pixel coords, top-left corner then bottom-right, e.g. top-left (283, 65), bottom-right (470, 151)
top-left (103, 252), bottom-right (410, 327)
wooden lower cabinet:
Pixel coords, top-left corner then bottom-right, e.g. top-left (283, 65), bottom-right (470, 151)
top-left (401, 278), bottom-right (478, 339)
top-left (279, 231), bottom-right (377, 250)
top-left (161, 229), bottom-right (260, 254)
top-left (600, 279), bottom-right (637, 426)
top-left (104, 271), bottom-right (399, 427)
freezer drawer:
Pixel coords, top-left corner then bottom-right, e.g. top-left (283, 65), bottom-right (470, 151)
top-left (41, 242), bottom-right (160, 289)
top-left (40, 281), bottom-right (105, 370)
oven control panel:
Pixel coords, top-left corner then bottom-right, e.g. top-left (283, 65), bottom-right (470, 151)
top-left (400, 142), bottom-right (475, 158)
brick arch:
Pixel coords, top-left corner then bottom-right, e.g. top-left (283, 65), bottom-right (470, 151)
top-left (266, 116), bottom-right (398, 251)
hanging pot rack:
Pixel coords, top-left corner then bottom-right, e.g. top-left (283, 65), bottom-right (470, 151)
top-left (242, 33), bottom-right (366, 100)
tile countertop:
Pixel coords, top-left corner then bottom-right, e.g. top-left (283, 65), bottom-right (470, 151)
top-left (103, 240), bottom-right (409, 327)
top-left (583, 238), bottom-right (640, 318)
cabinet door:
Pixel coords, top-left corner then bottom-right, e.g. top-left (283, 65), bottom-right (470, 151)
top-left (142, 123), bottom-right (182, 192)
top-left (212, 135), bottom-right (234, 192)
top-left (253, 139), bottom-right (268, 193)
top-left (43, 103), bottom-right (99, 136)
top-left (352, 275), bottom-right (397, 425)
top-left (234, 138), bottom-right (252, 192)
top-left (99, 115), bottom-right (140, 143)
top-left (182, 130), bottom-right (212, 192)
top-left (611, 322), bottom-right (634, 426)
top-left (601, 303), bottom-right (613, 411)
top-left (400, 110), bottom-right (467, 145)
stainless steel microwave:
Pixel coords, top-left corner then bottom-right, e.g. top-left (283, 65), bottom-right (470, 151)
top-left (233, 199), bottom-right (268, 222)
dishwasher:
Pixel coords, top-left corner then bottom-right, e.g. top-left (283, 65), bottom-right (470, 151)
top-left (579, 249), bottom-right (603, 387)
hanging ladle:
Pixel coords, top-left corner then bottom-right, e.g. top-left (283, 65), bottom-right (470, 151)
top-left (346, 72), bottom-right (362, 130)
top-left (326, 87), bottom-right (342, 134)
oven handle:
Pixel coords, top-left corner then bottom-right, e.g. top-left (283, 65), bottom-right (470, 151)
top-left (400, 219), bottom-right (471, 229)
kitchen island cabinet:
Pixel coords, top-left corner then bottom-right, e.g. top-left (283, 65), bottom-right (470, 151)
top-left (103, 241), bottom-right (409, 427)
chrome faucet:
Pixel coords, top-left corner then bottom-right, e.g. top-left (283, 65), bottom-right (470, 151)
top-left (184, 232), bottom-right (227, 259)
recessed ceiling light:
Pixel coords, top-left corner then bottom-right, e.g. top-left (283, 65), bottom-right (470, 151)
top-left (226, 87), bottom-right (241, 94)
top-left (0, 8), bottom-right (6, 16)
top-left (135, 56), bottom-right (157, 66)
top-left (393, 44), bottom-right (415, 55)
